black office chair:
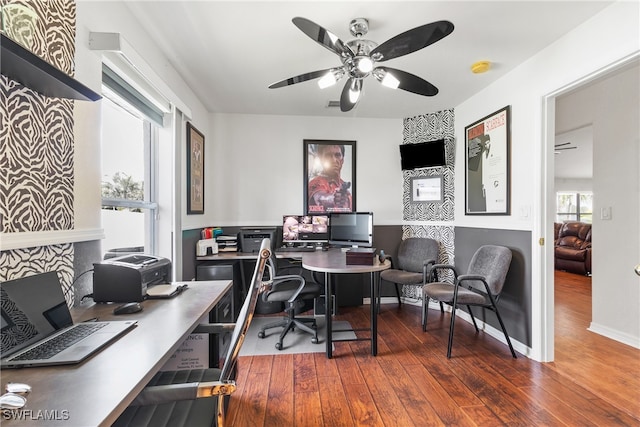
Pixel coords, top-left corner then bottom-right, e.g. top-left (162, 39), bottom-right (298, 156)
top-left (422, 245), bottom-right (517, 359)
top-left (113, 239), bottom-right (272, 427)
top-left (257, 253), bottom-right (322, 350)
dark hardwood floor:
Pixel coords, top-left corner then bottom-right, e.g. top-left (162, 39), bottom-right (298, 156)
top-left (228, 271), bottom-right (640, 426)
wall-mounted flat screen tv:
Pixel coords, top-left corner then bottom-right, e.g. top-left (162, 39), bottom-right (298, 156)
top-left (399, 139), bottom-right (446, 170)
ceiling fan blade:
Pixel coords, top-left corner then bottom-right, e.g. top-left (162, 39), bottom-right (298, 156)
top-left (555, 142), bottom-right (572, 148)
top-left (371, 20), bottom-right (454, 62)
top-left (269, 68), bottom-right (336, 89)
top-left (292, 17), bottom-right (353, 57)
top-left (340, 78), bottom-right (363, 112)
top-left (376, 67), bottom-right (438, 96)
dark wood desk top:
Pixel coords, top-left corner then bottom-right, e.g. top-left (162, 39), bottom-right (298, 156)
top-left (0, 280), bottom-right (232, 427)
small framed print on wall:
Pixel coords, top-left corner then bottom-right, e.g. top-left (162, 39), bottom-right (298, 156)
top-left (410, 175), bottom-right (443, 203)
top-left (186, 122), bottom-right (205, 214)
top-left (465, 105), bottom-right (511, 215)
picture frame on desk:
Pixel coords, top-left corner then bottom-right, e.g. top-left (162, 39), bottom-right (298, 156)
top-left (303, 139), bottom-right (356, 215)
top-left (187, 122), bottom-right (205, 214)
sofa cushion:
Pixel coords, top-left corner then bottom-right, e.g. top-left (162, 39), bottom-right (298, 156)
top-left (556, 246), bottom-right (586, 261)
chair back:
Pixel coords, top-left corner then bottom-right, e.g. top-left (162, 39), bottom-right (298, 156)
top-left (397, 237), bottom-right (439, 273)
top-left (466, 245), bottom-right (512, 295)
top-left (220, 238), bottom-right (271, 381)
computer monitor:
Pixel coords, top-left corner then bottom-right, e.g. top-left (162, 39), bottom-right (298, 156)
top-left (282, 215), bottom-right (329, 243)
top-left (328, 212), bottom-right (373, 248)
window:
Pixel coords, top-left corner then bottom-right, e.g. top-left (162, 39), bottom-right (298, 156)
top-left (100, 96), bottom-right (159, 257)
top-left (556, 191), bottom-right (592, 223)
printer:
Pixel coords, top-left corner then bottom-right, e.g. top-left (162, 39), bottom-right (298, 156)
top-left (93, 254), bottom-right (171, 303)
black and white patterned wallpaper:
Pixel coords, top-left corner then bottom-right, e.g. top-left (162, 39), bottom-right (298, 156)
top-left (0, 0), bottom-right (76, 304)
top-left (399, 109), bottom-right (456, 300)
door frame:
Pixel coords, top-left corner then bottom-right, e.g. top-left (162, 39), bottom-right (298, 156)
top-left (539, 52), bottom-right (640, 362)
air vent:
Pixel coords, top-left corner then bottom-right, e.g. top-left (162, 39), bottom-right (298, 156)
top-left (327, 100), bottom-right (341, 108)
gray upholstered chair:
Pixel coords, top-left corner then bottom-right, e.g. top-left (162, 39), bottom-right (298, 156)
top-left (422, 245), bottom-right (516, 358)
top-left (113, 239), bottom-right (272, 427)
top-left (258, 252), bottom-right (322, 350)
top-left (379, 237), bottom-right (439, 315)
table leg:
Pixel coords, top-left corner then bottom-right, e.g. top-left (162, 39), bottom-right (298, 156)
top-left (325, 271), bottom-right (332, 359)
top-left (371, 271), bottom-right (378, 356)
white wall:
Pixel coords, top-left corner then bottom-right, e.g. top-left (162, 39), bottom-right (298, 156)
top-left (455, 1), bottom-right (639, 358)
top-left (75, 1), bottom-right (211, 235)
top-left (191, 113), bottom-right (404, 229)
top-left (587, 65), bottom-right (639, 344)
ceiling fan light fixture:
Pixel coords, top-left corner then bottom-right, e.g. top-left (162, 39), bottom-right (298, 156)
top-left (317, 68), bottom-right (345, 89)
top-left (356, 56), bottom-right (374, 73)
top-left (348, 79), bottom-right (362, 103)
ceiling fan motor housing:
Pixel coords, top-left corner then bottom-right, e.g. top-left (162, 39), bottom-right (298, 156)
top-left (349, 18), bottom-right (369, 37)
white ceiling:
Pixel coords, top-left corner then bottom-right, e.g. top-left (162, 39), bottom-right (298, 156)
top-left (123, 0), bottom-right (614, 119)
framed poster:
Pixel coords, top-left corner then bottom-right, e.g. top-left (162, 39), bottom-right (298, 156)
top-left (186, 122), bottom-right (205, 214)
top-left (410, 175), bottom-right (443, 203)
top-left (303, 139), bottom-right (356, 214)
top-left (465, 106), bottom-right (511, 215)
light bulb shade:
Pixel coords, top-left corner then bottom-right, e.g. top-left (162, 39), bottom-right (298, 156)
top-left (381, 72), bottom-right (400, 89)
top-left (318, 72), bottom-right (337, 89)
top-left (356, 56), bottom-right (373, 73)
top-left (373, 68), bottom-right (400, 89)
top-left (317, 68), bottom-right (345, 89)
top-left (348, 79), bottom-right (362, 103)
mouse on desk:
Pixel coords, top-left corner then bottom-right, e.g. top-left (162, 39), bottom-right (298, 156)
top-left (113, 302), bottom-right (143, 315)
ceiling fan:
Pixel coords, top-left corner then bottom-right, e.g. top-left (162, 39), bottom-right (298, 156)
top-left (554, 142), bottom-right (578, 154)
top-left (268, 17), bottom-right (454, 112)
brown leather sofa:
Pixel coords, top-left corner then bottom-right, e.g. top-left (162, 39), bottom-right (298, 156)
top-left (554, 222), bottom-right (592, 275)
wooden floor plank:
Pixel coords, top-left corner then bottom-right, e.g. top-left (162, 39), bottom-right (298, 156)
top-left (228, 270), bottom-right (640, 426)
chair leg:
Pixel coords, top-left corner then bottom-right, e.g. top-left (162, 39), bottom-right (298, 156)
top-left (439, 301), bottom-right (444, 313)
top-left (447, 290), bottom-right (460, 358)
top-left (446, 305), bottom-right (457, 358)
top-left (467, 305), bottom-right (479, 332)
top-left (422, 295), bottom-right (429, 332)
top-left (394, 283), bottom-right (402, 306)
top-left (493, 304), bottom-right (517, 358)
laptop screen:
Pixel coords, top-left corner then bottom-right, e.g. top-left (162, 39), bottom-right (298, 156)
top-left (0, 272), bottom-right (73, 357)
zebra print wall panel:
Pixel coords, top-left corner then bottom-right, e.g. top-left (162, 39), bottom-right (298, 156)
top-left (0, 244), bottom-right (75, 306)
top-left (399, 109), bottom-right (456, 301)
top-left (402, 109), bottom-right (455, 222)
top-left (0, 0), bottom-right (77, 303)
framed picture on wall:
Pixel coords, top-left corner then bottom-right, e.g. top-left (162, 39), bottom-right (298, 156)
top-left (410, 175), bottom-right (443, 203)
top-left (303, 139), bottom-right (356, 215)
top-left (186, 122), bottom-right (205, 214)
top-left (465, 105), bottom-right (511, 215)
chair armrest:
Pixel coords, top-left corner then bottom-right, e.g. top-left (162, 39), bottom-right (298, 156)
top-left (456, 274), bottom-right (491, 295)
top-left (271, 274), bottom-right (306, 303)
top-left (429, 264), bottom-right (457, 281)
top-left (192, 323), bottom-right (236, 334)
top-left (422, 259), bottom-right (437, 283)
top-left (130, 380), bottom-right (236, 406)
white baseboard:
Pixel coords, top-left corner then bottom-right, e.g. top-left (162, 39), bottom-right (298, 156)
top-left (589, 322), bottom-right (640, 349)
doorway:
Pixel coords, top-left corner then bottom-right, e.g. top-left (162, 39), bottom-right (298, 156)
top-left (544, 55), bottom-right (640, 361)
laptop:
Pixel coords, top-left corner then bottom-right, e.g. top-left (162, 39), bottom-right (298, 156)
top-left (1, 271), bottom-right (137, 369)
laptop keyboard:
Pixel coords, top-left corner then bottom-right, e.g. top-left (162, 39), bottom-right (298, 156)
top-left (12, 323), bottom-right (107, 361)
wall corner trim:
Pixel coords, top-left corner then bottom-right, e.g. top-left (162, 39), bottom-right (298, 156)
top-left (0, 228), bottom-right (104, 251)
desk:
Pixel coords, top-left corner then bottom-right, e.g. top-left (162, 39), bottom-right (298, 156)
top-left (0, 280), bottom-right (232, 427)
top-left (302, 249), bottom-right (390, 358)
